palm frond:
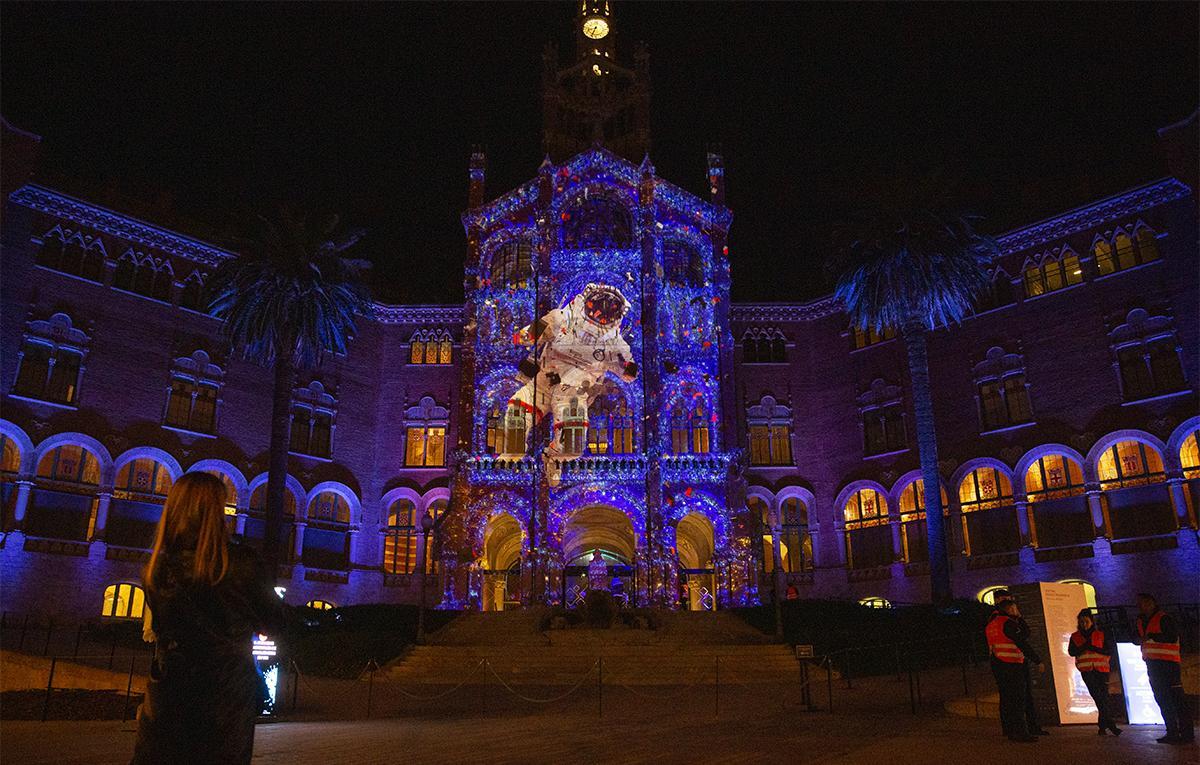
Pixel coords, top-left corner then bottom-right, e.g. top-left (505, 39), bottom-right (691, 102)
top-left (834, 208), bottom-right (998, 333)
top-left (207, 209), bottom-right (374, 369)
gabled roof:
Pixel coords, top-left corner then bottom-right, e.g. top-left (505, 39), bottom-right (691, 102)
top-left (461, 146), bottom-right (732, 233)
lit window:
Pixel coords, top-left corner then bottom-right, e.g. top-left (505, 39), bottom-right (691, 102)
top-left (671, 392), bottom-right (711, 455)
top-left (383, 499), bottom-right (418, 575)
top-left (1024, 453), bottom-right (1085, 501)
top-left (1096, 228), bottom-right (1159, 276)
top-left (747, 395), bottom-right (792, 466)
top-left (1058, 579), bottom-right (1097, 609)
top-left (1181, 431), bottom-right (1200, 480)
top-left (308, 492), bottom-right (350, 525)
top-left (406, 425), bottom-right (447, 467)
top-left (1023, 251), bottom-right (1082, 298)
top-left (1096, 440), bottom-right (1165, 490)
top-left (37, 444), bottom-right (101, 486)
top-left (977, 585), bottom-right (1009, 606)
top-left (859, 596), bottom-right (891, 609)
top-left (588, 394), bottom-right (635, 455)
top-left (959, 467), bottom-right (1013, 512)
top-left (489, 239), bottom-right (533, 288)
top-left (898, 479), bottom-right (948, 564)
top-left (843, 488), bottom-right (891, 570)
top-left (102, 583), bottom-right (145, 619)
top-left (114, 458), bottom-right (173, 500)
top-left (305, 600), bottom-right (336, 610)
top-left (780, 497), bottom-right (812, 573)
top-left (959, 467), bottom-right (1020, 556)
top-left (851, 325), bottom-right (895, 350)
top-left (1, 434), bottom-right (21, 476)
top-left (409, 330), bottom-right (453, 365)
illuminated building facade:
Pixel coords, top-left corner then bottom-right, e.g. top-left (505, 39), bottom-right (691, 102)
top-left (0, 7), bottom-right (1197, 621)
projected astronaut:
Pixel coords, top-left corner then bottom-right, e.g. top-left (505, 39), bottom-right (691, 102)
top-left (506, 283), bottom-right (638, 485)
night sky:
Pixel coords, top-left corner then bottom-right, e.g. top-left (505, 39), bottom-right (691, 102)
top-left (2, 2), bottom-right (1196, 304)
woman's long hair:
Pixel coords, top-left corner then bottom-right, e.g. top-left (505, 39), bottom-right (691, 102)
top-left (144, 472), bottom-right (230, 591)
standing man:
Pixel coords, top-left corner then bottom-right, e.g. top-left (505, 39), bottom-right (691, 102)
top-left (991, 589), bottom-right (1049, 736)
top-left (1136, 593), bottom-right (1194, 745)
top-left (987, 599), bottom-right (1042, 742)
top-left (1068, 608), bottom-right (1120, 736)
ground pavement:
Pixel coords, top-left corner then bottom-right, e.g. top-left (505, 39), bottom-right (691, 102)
top-left (3, 708), bottom-right (1196, 764)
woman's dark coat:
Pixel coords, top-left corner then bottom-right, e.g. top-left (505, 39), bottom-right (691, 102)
top-left (132, 542), bottom-right (286, 764)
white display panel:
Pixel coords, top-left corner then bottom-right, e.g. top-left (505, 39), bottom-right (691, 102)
top-left (1038, 582), bottom-right (1098, 724)
top-left (1116, 642), bottom-right (1165, 725)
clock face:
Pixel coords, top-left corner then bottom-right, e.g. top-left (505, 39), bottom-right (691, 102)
top-left (582, 17), bottom-right (609, 40)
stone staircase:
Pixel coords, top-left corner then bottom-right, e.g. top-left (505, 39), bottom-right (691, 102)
top-left (380, 609), bottom-right (803, 687)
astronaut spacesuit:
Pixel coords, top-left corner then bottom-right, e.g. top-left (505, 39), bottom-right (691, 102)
top-left (506, 283), bottom-right (638, 485)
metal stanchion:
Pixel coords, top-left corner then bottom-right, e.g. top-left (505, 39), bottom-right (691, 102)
top-left (597, 657), bottom-right (603, 718)
top-left (714, 656), bottom-right (720, 718)
top-left (825, 657), bottom-right (833, 713)
top-left (121, 656), bottom-right (136, 722)
top-left (42, 657), bottom-right (58, 722)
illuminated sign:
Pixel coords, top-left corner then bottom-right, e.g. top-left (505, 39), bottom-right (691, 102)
top-left (1039, 582), bottom-right (1097, 724)
top-left (252, 633), bottom-right (280, 715)
top-left (1116, 643), bottom-right (1165, 725)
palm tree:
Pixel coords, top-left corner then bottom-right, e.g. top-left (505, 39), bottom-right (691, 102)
top-left (208, 210), bottom-right (373, 573)
top-left (834, 207), bottom-right (998, 606)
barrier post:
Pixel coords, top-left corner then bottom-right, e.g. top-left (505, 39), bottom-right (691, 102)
top-left (714, 656), bottom-right (719, 718)
top-left (121, 656), bottom-right (136, 722)
top-left (42, 657), bottom-right (58, 721)
top-left (481, 660), bottom-right (488, 715)
top-left (825, 657), bottom-right (833, 713)
top-left (597, 657), bottom-right (603, 718)
top-left (291, 661), bottom-right (299, 711)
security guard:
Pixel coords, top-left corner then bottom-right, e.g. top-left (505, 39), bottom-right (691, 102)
top-left (990, 589), bottom-right (1048, 736)
top-left (1136, 593), bottom-right (1193, 744)
top-left (987, 599), bottom-right (1041, 742)
top-left (1068, 609), bottom-right (1119, 736)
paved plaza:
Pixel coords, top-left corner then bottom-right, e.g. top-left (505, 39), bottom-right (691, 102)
top-left (4, 708), bottom-right (1196, 764)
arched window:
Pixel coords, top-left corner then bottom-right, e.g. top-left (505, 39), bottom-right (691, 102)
top-left (1135, 226), bottom-right (1160, 263)
top-left (1, 435), bottom-right (20, 478)
top-left (409, 330), bottom-right (453, 365)
top-left (897, 479), bottom-right (947, 564)
top-left (1058, 579), bottom-right (1097, 609)
top-left (559, 397), bottom-right (588, 457)
top-left (671, 395), bottom-right (711, 454)
top-left (859, 596), bottom-right (891, 609)
top-left (1023, 250), bottom-right (1082, 297)
top-left (250, 484), bottom-right (298, 517)
top-left (1093, 239), bottom-right (1115, 276)
top-left (424, 499), bottom-right (447, 575)
top-left (14, 315), bottom-right (87, 407)
top-left (588, 393), bottom-right (635, 455)
top-left (152, 266), bottom-right (174, 302)
top-left (308, 492), bottom-right (350, 525)
top-left (1024, 452), bottom-right (1092, 549)
top-left (1114, 232), bottom-right (1136, 271)
top-left (975, 271), bottom-right (1015, 313)
top-left (749, 496), bottom-right (775, 574)
top-left (1024, 454), bottom-right (1085, 501)
top-left (203, 471), bottom-right (240, 529)
top-left (1097, 440), bottom-right (1165, 490)
top-left (843, 488), bottom-right (891, 569)
top-left (662, 239), bottom-right (703, 287)
top-left (383, 498), bottom-right (418, 574)
top-left (115, 458), bottom-right (173, 499)
top-left (180, 275), bottom-right (206, 312)
top-left (1111, 310), bottom-right (1187, 402)
top-left (852, 325), bottom-right (895, 350)
top-left (113, 254), bottom-right (137, 291)
top-left (977, 586), bottom-right (1009, 606)
top-left (489, 401), bottom-right (530, 456)
top-left (37, 236), bottom-right (64, 270)
top-left (489, 239), bottom-right (533, 288)
top-left (779, 497), bottom-right (812, 573)
top-left (102, 583), bottom-right (146, 619)
top-left (31, 444), bottom-right (101, 541)
top-left (959, 467), bottom-right (1020, 555)
top-left (133, 259), bottom-right (156, 297)
top-left (306, 599), bottom-right (336, 610)
top-left (561, 195), bottom-right (632, 249)
top-left (1181, 431), bottom-right (1200, 480)
top-left (747, 395), bottom-right (792, 465)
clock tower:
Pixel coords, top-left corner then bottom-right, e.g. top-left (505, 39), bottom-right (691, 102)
top-left (542, 1), bottom-right (651, 162)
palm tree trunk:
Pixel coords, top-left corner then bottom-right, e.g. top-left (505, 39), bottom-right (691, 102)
top-left (901, 321), bottom-right (952, 606)
top-left (263, 353), bottom-right (295, 577)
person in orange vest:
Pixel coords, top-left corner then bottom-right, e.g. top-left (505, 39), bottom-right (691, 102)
top-left (987, 599), bottom-right (1042, 742)
top-left (1067, 608), bottom-right (1120, 736)
top-left (1136, 593), bottom-right (1193, 745)
top-left (990, 589), bottom-right (1048, 736)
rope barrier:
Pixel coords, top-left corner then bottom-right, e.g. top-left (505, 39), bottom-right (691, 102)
top-left (386, 660), bottom-right (487, 701)
top-left (484, 659), bottom-right (599, 704)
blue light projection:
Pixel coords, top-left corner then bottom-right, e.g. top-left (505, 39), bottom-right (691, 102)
top-left (456, 147), bottom-right (751, 609)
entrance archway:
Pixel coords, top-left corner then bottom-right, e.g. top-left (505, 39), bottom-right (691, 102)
top-left (677, 512), bottom-right (716, 611)
top-left (561, 504), bottom-right (637, 607)
top-left (482, 512), bottom-right (524, 611)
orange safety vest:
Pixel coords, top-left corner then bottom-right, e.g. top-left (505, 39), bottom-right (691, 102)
top-left (1138, 611), bottom-right (1181, 663)
top-left (986, 614), bottom-right (1025, 663)
top-left (1070, 629), bottom-right (1110, 673)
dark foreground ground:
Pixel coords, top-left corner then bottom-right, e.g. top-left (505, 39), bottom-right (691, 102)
top-left (3, 708), bottom-right (1195, 765)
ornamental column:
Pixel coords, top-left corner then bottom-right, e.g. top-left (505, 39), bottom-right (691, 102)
top-left (292, 522), bottom-right (306, 563)
top-left (92, 491), bottom-right (112, 541)
top-left (11, 480), bottom-right (33, 528)
top-left (528, 156), bottom-right (557, 604)
top-left (1167, 477), bottom-right (1193, 529)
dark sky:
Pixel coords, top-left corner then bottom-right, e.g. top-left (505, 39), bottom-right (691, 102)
top-left (2, 2), bottom-right (1196, 304)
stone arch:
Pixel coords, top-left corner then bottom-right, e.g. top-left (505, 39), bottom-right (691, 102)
top-left (549, 484), bottom-right (645, 543)
top-left (247, 472), bottom-right (306, 516)
top-left (888, 469), bottom-right (949, 509)
top-left (950, 457), bottom-right (1015, 496)
top-left (833, 480), bottom-right (891, 523)
top-left (676, 512), bottom-right (716, 569)
top-left (1168, 416), bottom-right (1200, 473)
top-left (1085, 429), bottom-right (1169, 480)
top-left (305, 481), bottom-right (362, 526)
top-left (663, 490), bottom-right (729, 548)
top-left (745, 485), bottom-right (776, 524)
top-left (113, 446), bottom-right (183, 482)
top-left (33, 432), bottom-right (114, 487)
top-left (561, 504), bottom-right (639, 564)
top-left (0, 419), bottom-right (36, 476)
top-left (420, 487), bottom-right (451, 514)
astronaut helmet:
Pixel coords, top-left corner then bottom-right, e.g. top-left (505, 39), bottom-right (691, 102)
top-left (580, 283), bottom-right (629, 327)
